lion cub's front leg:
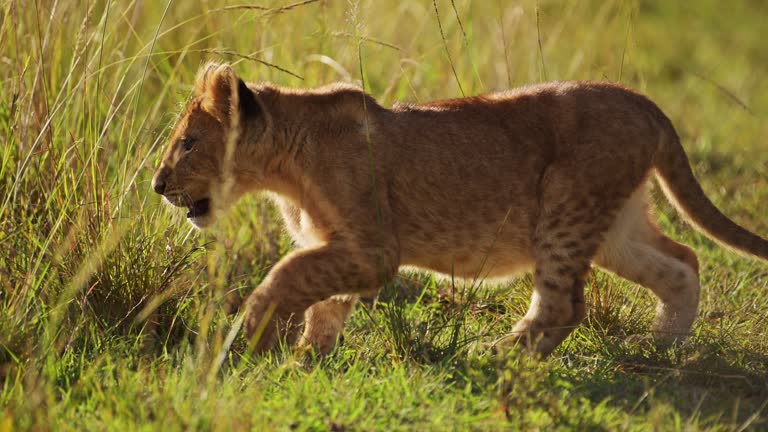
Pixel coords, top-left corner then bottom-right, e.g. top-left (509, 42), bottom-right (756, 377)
top-left (243, 242), bottom-right (396, 353)
top-left (299, 294), bottom-right (359, 354)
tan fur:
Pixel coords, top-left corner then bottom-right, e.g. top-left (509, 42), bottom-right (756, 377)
top-left (152, 63), bottom-right (768, 356)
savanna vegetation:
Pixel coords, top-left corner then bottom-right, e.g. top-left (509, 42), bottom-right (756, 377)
top-left (1, 0), bottom-right (767, 430)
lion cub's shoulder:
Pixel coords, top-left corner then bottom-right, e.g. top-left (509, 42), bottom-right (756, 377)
top-left (273, 82), bottom-right (380, 118)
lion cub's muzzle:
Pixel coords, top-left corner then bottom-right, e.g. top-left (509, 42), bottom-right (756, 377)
top-left (152, 167), bottom-right (213, 224)
top-left (152, 166), bottom-right (171, 195)
top-left (185, 198), bottom-right (211, 218)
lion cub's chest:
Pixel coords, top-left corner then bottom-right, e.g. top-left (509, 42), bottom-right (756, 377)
top-left (272, 196), bottom-right (326, 247)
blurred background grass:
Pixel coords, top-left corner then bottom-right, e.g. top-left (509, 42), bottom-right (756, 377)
top-left (1, 0), bottom-right (767, 430)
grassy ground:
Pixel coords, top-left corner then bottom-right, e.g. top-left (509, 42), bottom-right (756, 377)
top-left (2, 0), bottom-right (767, 430)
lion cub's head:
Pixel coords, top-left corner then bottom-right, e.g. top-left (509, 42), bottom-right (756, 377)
top-left (152, 63), bottom-right (267, 228)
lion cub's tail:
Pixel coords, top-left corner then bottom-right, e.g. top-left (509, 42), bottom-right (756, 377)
top-left (653, 121), bottom-right (768, 260)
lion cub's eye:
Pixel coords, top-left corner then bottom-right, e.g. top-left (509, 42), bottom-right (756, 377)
top-left (180, 136), bottom-right (196, 152)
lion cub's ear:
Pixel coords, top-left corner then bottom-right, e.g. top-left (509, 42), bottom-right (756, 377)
top-left (195, 62), bottom-right (260, 124)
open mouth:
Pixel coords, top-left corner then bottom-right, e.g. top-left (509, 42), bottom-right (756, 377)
top-left (187, 198), bottom-right (211, 218)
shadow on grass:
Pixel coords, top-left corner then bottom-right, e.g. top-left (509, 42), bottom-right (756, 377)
top-left (558, 336), bottom-right (768, 425)
top-left (363, 272), bottom-right (768, 428)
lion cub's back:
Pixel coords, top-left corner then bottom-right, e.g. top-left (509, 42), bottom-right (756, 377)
top-left (389, 89), bottom-right (558, 276)
top-left (388, 81), bottom-right (662, 277)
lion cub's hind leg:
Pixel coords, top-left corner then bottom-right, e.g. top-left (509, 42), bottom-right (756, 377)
top-left (500, 196), bottom-right (623, 357)
top-left (594, 189), bottom-right (700, 343)
top-left (299, 294), bottom-right (359, 355)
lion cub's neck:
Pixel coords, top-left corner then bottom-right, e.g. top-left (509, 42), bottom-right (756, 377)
top-left (245, 83), bottom-right (386, 204)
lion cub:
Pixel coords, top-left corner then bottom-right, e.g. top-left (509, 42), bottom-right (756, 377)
top-left (153, 63), bottom-right (768, 356)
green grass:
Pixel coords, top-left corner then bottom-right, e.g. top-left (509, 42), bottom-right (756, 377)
top-left (2, 0), bottom-right (768, 430)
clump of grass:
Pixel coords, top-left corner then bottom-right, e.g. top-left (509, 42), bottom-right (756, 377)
top-left (372, 274), bottom-right (482, 362)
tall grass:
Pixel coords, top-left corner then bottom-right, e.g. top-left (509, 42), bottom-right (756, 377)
top-left (1, 0), bottom-right (767, 429)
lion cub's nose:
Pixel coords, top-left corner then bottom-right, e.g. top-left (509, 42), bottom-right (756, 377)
top-left (152, 178), bottom-right (166, 195)
top-left (152, 176), bottom-right (166, 195)
top-left (152, 164), bottom-right (171, 195)
top-left (152, 168), bottom-right (170, 195)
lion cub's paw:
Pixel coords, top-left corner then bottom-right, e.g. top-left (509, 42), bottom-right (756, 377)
top-left (298, 329), bottom-right (345, 356)
top-left (243, 293), bottom-right (302, 354)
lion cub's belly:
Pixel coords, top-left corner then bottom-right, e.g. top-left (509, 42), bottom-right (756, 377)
top-left (405, 247), bottom-right (534, 279)
top-left (399, 223), bottom-right (535, 279)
